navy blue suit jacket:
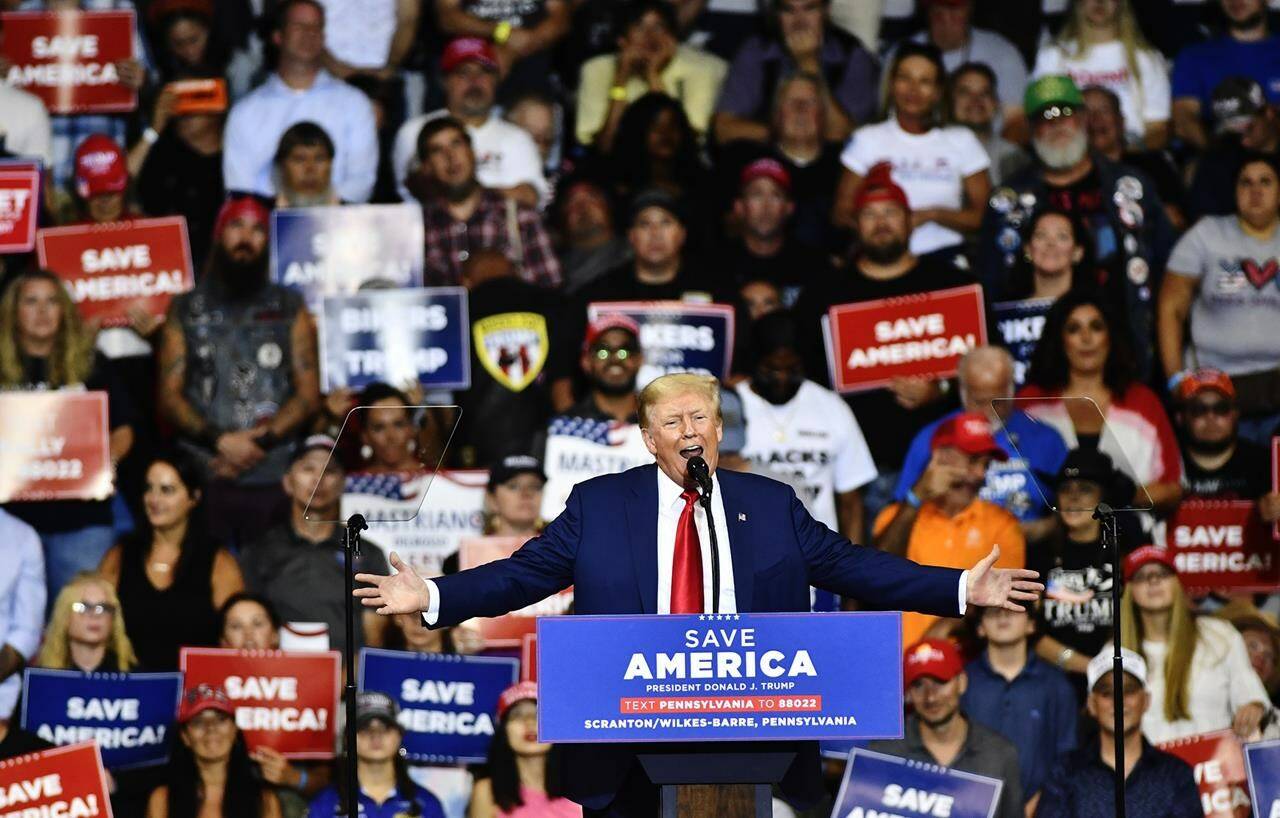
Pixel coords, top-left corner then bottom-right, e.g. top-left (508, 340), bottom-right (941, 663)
top-left (433, 465), bottom-right (963, 809)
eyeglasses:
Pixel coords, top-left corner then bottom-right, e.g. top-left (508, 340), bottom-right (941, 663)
top-left (71, 601), bottom-right (116, 616)
top-left (1131, 568), bottom-right (1174, 585)
top-left (1037, 104), bottom-right (1076, 123)
top-left (1185, 401), bottom-right (1233, 418)
top-left (592, 345), bottom-right (638, 361)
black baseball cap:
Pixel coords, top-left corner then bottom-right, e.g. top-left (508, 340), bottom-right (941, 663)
top-left (1054, 448), bottom-right (1117, 488)
top-left (356, 691), bottom-right (400, 729)
top-left (629, 188), bottom-right (685, 227)
top-left (488, 455), bottom-right (547, 489)
top-left (1212, 76), bottom-right (1266, 135)
top-left (289, 434), bottom-right (338, 466)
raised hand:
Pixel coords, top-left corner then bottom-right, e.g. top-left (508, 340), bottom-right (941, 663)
top-left (354, 551), bottom-right (432, 615)
top-left (966, 545), bottom-right (1043, 612)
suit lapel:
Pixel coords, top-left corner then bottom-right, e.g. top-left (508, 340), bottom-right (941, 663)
top-left (718, 470), bottom-right (755, 613)
top-left (624, 465), bottom-right (659, 614)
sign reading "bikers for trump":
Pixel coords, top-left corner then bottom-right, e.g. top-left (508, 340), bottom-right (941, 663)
top-left (536, 612), bottom-right (904, 743)
top-left (825, 284), bottom-right (987, 394)
top-left (37, 217), bottom-right (194, 326)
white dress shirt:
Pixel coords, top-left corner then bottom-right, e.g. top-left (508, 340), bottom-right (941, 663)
top-left (0, 510), bottom-right (46, 718)
top-left (656, 469), bottom-right (736, 615)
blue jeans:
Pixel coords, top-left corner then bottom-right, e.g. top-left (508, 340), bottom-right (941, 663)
top-left (41, 525), bottom-right (116, 608)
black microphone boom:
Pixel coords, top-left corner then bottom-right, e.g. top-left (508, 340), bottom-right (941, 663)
top-left (685, 456), bottom-right (720, 615)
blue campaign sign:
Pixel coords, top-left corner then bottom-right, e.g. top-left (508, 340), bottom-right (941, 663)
top-left (537, 612), bottom-right (903, 744)
top-left (1245, 739), bottom-right (1280, 818)
top-left (991, 298), bottom-right (1052, 386)
top-left (586, 301), bottom-right (735, 387)
top-left (20, 669), bottom-right (183, 770)
top-left (319, 286), bottom-right (470, 391)
top-left (833, 748), bottom-right (1002, 818)
top-left (270, 204), bottom-right (425, 307)
top-left (359, 648), bottom-right (518, 764)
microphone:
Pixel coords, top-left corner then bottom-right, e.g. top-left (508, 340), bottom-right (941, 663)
top-left (687, 455), bottom-right (713, 498)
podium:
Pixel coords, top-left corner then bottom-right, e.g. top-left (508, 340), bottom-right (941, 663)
top-left (638, 750), bottom-right (795, 818)
top-left (537, 612), bottom-right (905, 817)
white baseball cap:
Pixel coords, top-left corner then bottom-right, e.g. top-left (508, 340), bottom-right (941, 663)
top-left (1086, 646), bottom-right (1147, 692)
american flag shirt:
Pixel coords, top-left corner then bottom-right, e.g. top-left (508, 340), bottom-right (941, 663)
top-left (422, 188), bottom-right (561, 288)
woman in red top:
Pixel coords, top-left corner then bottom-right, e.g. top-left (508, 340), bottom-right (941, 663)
top-left (1018, 289), bottom-right (1183, 515)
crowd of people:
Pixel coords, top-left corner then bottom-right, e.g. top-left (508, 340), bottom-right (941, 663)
top-left (2, 0), bottom-right (1280, 815)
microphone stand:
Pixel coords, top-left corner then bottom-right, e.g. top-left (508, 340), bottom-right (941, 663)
top-left (697, 485), bottom-right (721, 615)
top-left (1093, 503), bottom-right (1125, 818)
top-left (343, 513), bottom-right (367, 818)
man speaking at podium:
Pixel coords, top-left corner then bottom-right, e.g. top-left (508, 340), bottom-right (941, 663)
top-left (356, 373), bottom-right (1042, 816)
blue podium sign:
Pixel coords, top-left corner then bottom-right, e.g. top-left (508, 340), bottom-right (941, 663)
top-left (833, 748), bottom-right (1002, 818)
top-left (1246, 739), bottom-right (1280, 818)
top-left (359, 648), bottom-right (518, 764)
top-left (537, 612), bottom-right (903, 743)
top-left (20, 669), bottom-right (183, 770)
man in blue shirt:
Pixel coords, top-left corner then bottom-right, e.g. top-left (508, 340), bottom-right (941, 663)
top-left (895, 346), bottom-right (1068, 542)
top-left (1037, 648), bottom-right (1201, 818)
top-left (1171, 0), bottom-right (1280, 148)
top-left (961, 605), bottom-right (1078, 814)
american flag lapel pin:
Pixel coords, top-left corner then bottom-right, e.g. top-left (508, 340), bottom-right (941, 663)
top-left (738, 513), bottom-right (747, 522)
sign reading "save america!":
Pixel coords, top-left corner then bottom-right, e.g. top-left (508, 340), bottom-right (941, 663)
top-left (536, 612), bottom-right (903, 743)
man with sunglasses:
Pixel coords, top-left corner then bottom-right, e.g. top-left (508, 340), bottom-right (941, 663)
top-left (977, 74), bottom-right (1176, 382)
top-left (568, 315), bottom-right (645, 424)
top-left (1176, 369), bottom-right (1280, 524)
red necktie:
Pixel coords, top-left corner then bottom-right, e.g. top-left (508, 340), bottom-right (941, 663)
top-left (671, 488), bottom-right (704, 614)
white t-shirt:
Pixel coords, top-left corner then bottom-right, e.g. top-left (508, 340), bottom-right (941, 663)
top-left (1033, 40), bottom-right (1170, 144)
top-left (840, 118), bottom-right (991, 255)
top-left (392, 110), bottom-right (550, 205)
top-left (1139, 617), bottom-right (1270, 744)
top-left (317, 0), bottom-right (396, 68)
top-left (0, 84), bottom-right (52, 165)
top-left (735, 380), bottom-right (878, 532)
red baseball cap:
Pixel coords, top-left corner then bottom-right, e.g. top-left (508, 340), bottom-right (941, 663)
top-left (930, 412), bottom-right (1009, 461)
top-left (739, 158), bottom-right (791, 194)
top-left (1177, 368), bottom-right (1236, 402)
top-left (441, 37), bottom-right (499, 73)
top-left (213, 195), bottom-right (271, 239)
top-left (583, 313), bottom-right (641, 351)
top-left (903, 639), bottom-right (964, 689)
top-left (852, 162), bottom-right (909, 213)
top-left (1123, 545), bottom-right (1178, 582)
top-left (74, 134), bottom-right (128, 199)
top-left (178, 684), bottom-right (236, 724)
top-left (497, 681), bottom-right (538, 721)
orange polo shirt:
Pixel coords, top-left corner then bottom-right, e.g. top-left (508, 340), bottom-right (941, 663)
top-left (873, 499), bottom-right (1026, 646)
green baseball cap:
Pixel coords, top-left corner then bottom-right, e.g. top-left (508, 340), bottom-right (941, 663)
top-left (1024, 75), bottom-right (1083, 116)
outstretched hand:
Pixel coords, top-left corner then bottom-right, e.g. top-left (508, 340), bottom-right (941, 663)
top-left (966, 545), bottom-right (1043, 612)
top-left (354, 552), bottom-right (432, 615)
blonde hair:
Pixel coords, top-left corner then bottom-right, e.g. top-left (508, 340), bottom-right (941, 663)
top-left (0, 271), bottom-right (96, 388)
top-left (637, 373), bottom-right (722, 429)
top-left (38, 572), bottom-right (138, 671)
top-left (1058, 0), bottom-right (1153, 115)
top-left (1120, 578), bottom-right (1196, 723)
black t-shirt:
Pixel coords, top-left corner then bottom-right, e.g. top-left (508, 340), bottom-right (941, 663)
top-left (793, 256), bottom-right (970, 469)
top-left (455, 276), bottom-right (563, 467)
top-left (1033, 535), bottom-right (1115, 662)
top-left (1181, 441), bottom-right (1271, 500)
top-left (714, 141), bottom-right (847, 254)
top-left (720, 236), bottom-right (830, 308)
top-left (136, 131), bottom-right (224, 270)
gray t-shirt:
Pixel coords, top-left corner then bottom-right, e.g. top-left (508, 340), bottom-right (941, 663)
top-left (1166, 215), bottom-right (1280, 375)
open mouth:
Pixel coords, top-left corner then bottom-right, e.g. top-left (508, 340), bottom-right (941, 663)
top-left (524, 732), bottom-right (538, 743)
top-left (679, 445), bottom-right (703, 459)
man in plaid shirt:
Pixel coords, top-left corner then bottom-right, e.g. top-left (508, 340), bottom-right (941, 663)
top-left (417, 116), bottom-right (561, 288)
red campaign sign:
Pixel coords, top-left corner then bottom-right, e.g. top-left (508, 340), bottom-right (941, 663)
top-left (0, 10), bottom-right (137, 114)
top-left (1158, 731), bottom-right (1251, 818)
top-left (1157, 499), bottom-right (1279, 593)
top-left (0, 391), bottom-right (111, 503)
top-left (0, 742), bottom-right (112, 818)
top-left (37, 217), bottom-right (194, 327)
top-left (179, 649), bottom-right (340, 759)
top-left (521, 633), bottom-right (537, 682)
top-left (458, 536), bottom-right (573, 648)
top-left (825, 284), bottom-right (987, 393)
top-left (0, 162), bottom-right (41, 254)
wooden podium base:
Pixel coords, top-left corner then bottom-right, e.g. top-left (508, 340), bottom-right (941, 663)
top-left (665, 783), bottom-right (771, 818)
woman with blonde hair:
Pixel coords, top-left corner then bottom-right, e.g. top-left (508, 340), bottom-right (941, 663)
top-left (1119, 546), bottom-right (1269, 743)
top-left (0, 271), bottom-right (136, 606)
top-left (37, 572), bottom-right (138, 672)
top-left (1033, 0), bottom-right (1170, 148)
